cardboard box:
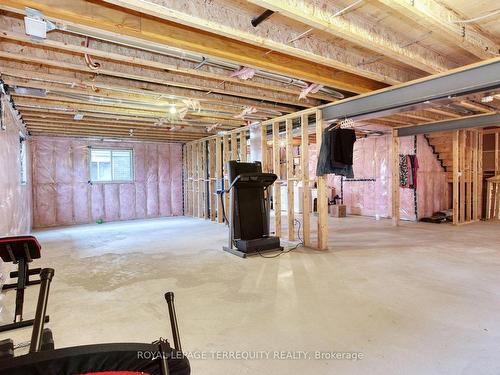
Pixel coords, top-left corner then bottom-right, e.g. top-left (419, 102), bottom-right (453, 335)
top-left (329, 204), bottom-right (346, 218)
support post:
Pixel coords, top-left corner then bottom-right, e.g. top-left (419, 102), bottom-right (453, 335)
top-left (315, 110), bottom-right (328, 250)
top-left (272, 121), bottom-right (282, 238)
top-left (466, 131), bottom-right (472, 222)
top-left (215, 137), bottom-right (223, 223)
top-left (473, 131), bottom-right (479, 221)
top-left (460, 131), bottom-right (466, 223)
top-left (301, 113), bottom-right (311, 247)
top-left (286, 118), bottom-right (295, 240)
top-left (452, 130), bottom-right (459, 225)
top-left (391, 128), bottom-right (400, 226)
top-left (209, 139), bottom-right (216, 221)
top-left (223, 135), bottom-right (230, 219)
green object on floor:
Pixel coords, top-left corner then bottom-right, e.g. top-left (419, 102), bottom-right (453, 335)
top-left (96, 218), bottom-right (104, 224)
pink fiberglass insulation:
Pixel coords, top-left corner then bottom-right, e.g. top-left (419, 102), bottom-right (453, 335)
top-left (415, 135), bottom-right (448, 218)
top-left (158, 144), bottom-right (172, 217)
top-left (31, 136), bottom-right (183, 228)
top-left (146, 143), bottom-right (159, 217)
top-left (0, 96), bottom-right (32, 236)
top-left (399, 136), bottom-right (416, 220)
top-left (308, 133), bottom-right (447, 220)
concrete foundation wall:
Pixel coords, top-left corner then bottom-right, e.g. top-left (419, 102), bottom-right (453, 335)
top-left (31, 136), bottom-right (183, 228)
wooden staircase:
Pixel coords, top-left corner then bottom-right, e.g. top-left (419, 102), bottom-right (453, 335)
top-left (424, 133), bottom-right (452, 181)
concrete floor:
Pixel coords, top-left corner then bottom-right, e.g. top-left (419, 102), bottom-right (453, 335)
top-left (1, 215), bottom-right (499, 374)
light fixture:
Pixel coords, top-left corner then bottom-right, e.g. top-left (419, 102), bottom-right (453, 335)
top-left (74, 113), bottom-right (84, 120)
top-left (169, 105), bottom-right (176, 114)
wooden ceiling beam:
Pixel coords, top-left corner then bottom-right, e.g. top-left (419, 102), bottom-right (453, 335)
top-left (100, 0), bottom-right (419, 85)
top-left (0, 0), bottom-right (385, 93)
top-left (376, 0), bottom-right (500, 59)
top-left (0, 46), bottom-right (313, 108)
top-left (21, 116), bottom-right (232, 132)
top-left (15, 100), bottom-right (245, 123)
top-left (19, 108), bottom-right (244, 128)
top-left (0, 26), bottom-right (338, 102)
top-left (247, 0), bottom-right (450, 74)
top-left (27, 128), bottom-right (197, 142)
top-left (21, 112), bottom-right (238, 129)
top-left (12, 95), bottom-right (253, 122)
top-left (458, 100), bottom-right (495, 113)
top-left (0, 66), bottom-right (295, 114)
top-left (25, 120), bottom-right (205, 136)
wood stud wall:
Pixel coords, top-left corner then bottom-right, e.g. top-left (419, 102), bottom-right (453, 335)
top-left (391, 129), bottom-right (401, 226)
top-left (452, 129), bottom-right (483, 225)
top-left (183, 109), bottom-right (329, 251)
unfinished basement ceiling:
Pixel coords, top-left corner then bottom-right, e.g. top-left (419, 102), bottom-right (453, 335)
top-left (0, 0), bottom-right (499, 142)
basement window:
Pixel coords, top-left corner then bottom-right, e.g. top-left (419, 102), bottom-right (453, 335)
top-left (20, 135), bottom-right (27, 185)
top-left (90, 148), bottom-right (134, 183)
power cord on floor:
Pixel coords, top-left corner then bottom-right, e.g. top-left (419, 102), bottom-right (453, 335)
top-left (257, 218), bottom-right (304, 258)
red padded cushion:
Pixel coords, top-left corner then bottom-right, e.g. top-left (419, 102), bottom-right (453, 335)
top-left (0, 235), bottom-right (41, 262)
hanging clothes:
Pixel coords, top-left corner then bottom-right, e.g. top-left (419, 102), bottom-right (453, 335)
top-left (408, 154), bottom-right (419, 188)
top-left (316, 128), bottom-right (356, 178)
top-left (399, 154), bottom-right (419, 189)
top-left (399, 154), bottom-right (408, 187)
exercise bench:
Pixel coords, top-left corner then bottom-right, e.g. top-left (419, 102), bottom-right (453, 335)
top-left (0, 236), bottom-right (49, 332)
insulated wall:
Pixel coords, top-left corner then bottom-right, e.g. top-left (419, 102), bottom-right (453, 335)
top-left (31, 136), bottom-right (183, 228)
top-left (309, 134), bottom-right (447, 220)
top-left (0, 96), bottom-right (32, 235)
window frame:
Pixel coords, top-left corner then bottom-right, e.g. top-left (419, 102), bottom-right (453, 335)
top-left (19, 134), bottom-right (27, 185)
top-left (89, 147), bottom-right (135, 184)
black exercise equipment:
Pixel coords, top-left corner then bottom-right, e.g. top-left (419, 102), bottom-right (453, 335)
top-left (0, 267), bottom-right (190, 375)
top-left (0, 236), bottom-right (49, 332)
top-left (220, 160), bottom-right (283, 258)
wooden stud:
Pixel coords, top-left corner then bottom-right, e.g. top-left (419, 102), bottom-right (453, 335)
top-left (239, 131), bottom-right (247, 162)
top-left (460, 131), bottom-right (466, 223)
top-left (466, 131), bottom-right (472, 222)
top-left (478, 130), bottom-right (484, 220)
top-left (495, 133), bottom-right (499, 175)
top-left (193, 143), bottom-right (200, 218)
top-left (261, 124), bottom-right (268, 172)
top-left (215, 137), bottom-right (223, 223)
top-left (473, 131), bottom-right (479, 221)
top-left (272, 122), bottom-right (282, 238)
top-left (301, 113), bottom-right (311, 247)
top-left (186, 144), bottom-right (191, 216)
top-left (315, 110), bottom-right (328, 250)
top-left (231, 132), bottom-right (238, 161)
top-left (391, 128), bottom-right (400, 226)
top-left (452, 130), bottom-right (459, 225)
top-left (223, 135), bottom-right (230, 219)
top-left (286, 118), bottom-right (295, 241)
top-left (209, 139), bottom-right (216, 221)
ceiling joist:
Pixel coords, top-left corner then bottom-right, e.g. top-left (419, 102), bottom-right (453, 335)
top-left (0, 0), bottom-right (385, 93)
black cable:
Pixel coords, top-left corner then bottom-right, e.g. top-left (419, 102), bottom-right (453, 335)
top-left (218, 192), bottom-right (229, 226)
top-left (257, 218), bottom-right (304, 258)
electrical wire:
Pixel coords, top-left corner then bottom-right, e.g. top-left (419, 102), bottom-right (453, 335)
top-left (452, 9), bottom-right (500, 23)
top-left (257, 218), bottom-right (304, 258)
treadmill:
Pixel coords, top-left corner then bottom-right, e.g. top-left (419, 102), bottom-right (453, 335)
top-left (222, 161), bottom-right (283, 258)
